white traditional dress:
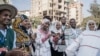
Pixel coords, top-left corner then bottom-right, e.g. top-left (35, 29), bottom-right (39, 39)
top-left (65, 20), bottom-right (99, 56)
top-left (65, 30), bottom-right (100, 56)
top-left (35, 19), bottom-right (51, 56)
top-left (35, 28), bottom-right (51, 56)
top-left (64, 28), bottom-right (82, 46)
top-left (50, 22), bottom-right (67, 56)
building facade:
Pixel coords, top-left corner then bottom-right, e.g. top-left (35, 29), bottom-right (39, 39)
top-left (68, 1), bottom-right (83, 25)
top-left (31, 0), bottom-right (68, 21)
top-left (31, 0), bottom-right (83, 25)
top-left (18, 10), bottom-right (30, 17)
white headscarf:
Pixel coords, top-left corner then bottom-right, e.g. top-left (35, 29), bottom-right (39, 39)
top-left (86, 20), bottom-right (97, 31)
top-left (51, 21), bottom-right (62, 34)
top-left (41, 18), bottom-right (50, 24)
top-left (37, 19), bottom-right (50, 30)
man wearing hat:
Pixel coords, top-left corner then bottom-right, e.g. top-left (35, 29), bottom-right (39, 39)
top-left (0, 4), bottom-right (17, 56)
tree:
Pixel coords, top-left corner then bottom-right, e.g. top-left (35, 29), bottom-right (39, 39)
top-left (81, 0), bottom-right (100, 29)
top-left (31, 17), bottom-right (41, 28)
top-left (88, 0), bottom-right (100, 18)
top-left (82, 16), bottom-right (99, 27)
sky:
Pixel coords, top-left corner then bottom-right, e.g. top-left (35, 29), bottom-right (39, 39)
top-left (11, 0), bottom-right (100, 18)
top-left (82, 0), bottom-right (100, 17)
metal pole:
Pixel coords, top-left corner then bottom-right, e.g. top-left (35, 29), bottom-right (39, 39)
top-left (52, 0), bottom-right (54, 21)
top-left (67, 2), bottom-right (69, 20)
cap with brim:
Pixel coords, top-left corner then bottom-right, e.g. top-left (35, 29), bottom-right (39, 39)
top-left (0, 4), bottom-right (17, 18)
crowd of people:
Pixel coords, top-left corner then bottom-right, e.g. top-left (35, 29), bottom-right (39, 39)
top-left (0, 3), bottom-right (100, 56)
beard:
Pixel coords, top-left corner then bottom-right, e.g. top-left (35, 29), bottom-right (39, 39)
top-left (43, 27), bottom-right (49, 31)
top-left (71, 26), bottom-right (76, 29)
top-left (62, 23), bottom-right (66, 25)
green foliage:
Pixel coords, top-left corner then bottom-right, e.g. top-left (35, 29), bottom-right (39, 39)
top-left (81, 16), bottom-right (100, 29)
top-left (81, 1), bottom-right (100, 29)
top-left (31, 17), bottom-right (41, 28)
top-left (88, 1), bottom-right (100, 18)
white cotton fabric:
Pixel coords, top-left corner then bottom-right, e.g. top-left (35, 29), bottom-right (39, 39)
top-left (65, 30), bottom-right (100, 56)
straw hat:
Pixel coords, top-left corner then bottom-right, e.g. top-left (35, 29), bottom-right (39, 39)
top-left (0, 4), bottom-right (17, 18)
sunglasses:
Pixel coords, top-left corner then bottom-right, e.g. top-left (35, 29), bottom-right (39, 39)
top-left (89, 23), bottom-right (94, 25)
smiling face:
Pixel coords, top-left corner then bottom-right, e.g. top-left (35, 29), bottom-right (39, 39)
top-left (0, 10), bottom-right (12, 26)
top-left (42, 22), bottom-right (50, 31)
top-left (21, 19), bottom-right (30, 29)
top-left (88, 22), bottom-right (95, 31)
top-left (56, 22), bottom-right (61, 30)
top-left (70, 19), bottom-right (76, 29)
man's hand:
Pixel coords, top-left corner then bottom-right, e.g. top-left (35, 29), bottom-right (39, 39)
top-left (61, 40), bottom-right (66, 45)
top-left (0, 48), bottom-right (8, 52)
